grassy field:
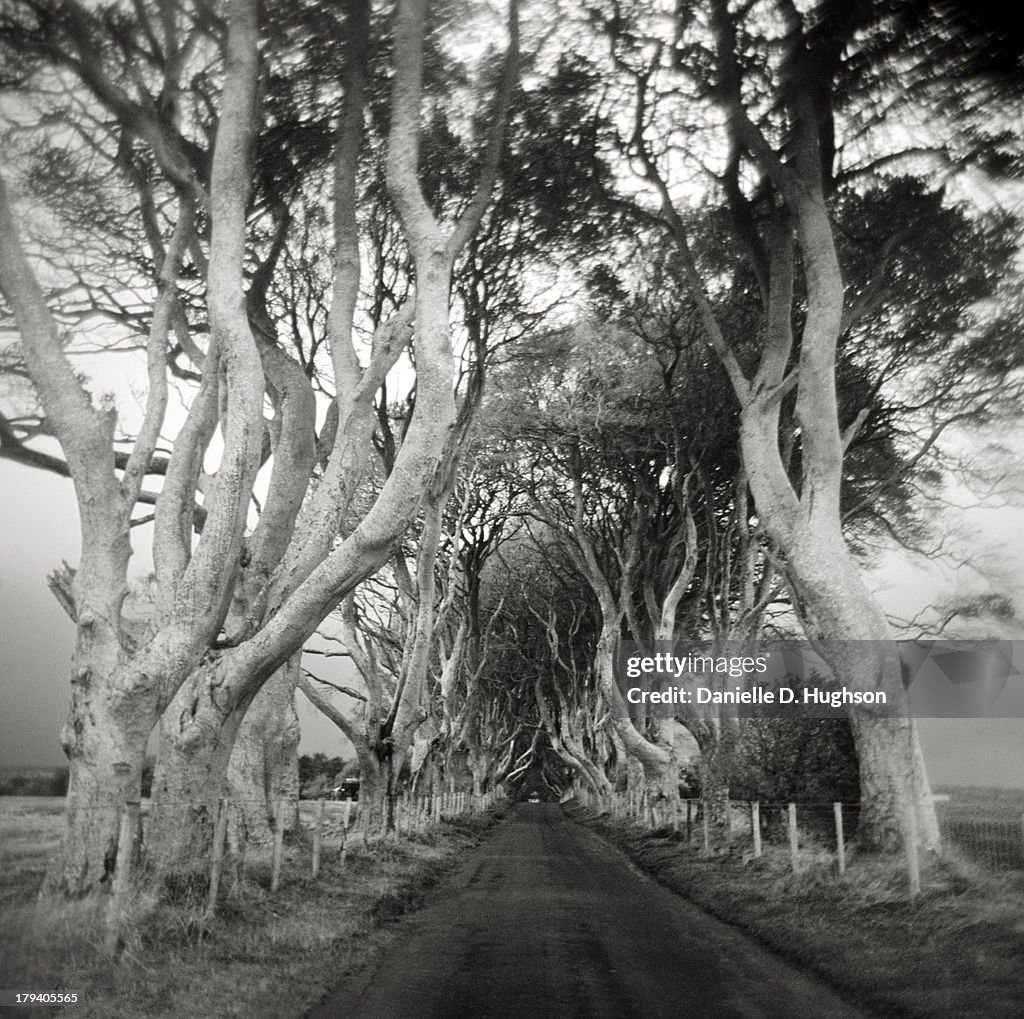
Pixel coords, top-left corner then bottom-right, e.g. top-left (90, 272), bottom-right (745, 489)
top-left (0, 796), bottom-right (502, 1018)
top-left (935, 786), bottom-right (1024, 871)
top-left (570, 797), bottom-right (1024, 1019)
top-left (0, 797), bottom-right (66, 909)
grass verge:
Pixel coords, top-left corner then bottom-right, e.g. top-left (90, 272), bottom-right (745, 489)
top-left (0, 808), bottom-right (504, 1019)
top-left (567, 802), bottom-right (1024, 1019)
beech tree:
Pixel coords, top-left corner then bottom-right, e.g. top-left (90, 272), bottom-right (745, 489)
top-left (592, 0), bottom-right (1022, 848)
top-left (3, 0), bottom-right (1019, 889)
top-left (0, 0), bottom-right (519, 892)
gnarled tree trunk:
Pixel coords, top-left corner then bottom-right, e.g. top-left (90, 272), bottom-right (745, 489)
top-left (227, 658), bottom-right (302, 845)
top-left (48, 681), bottom-right (155, 895)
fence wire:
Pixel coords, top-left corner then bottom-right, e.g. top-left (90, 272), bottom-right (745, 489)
top-left (573, 785), bottom-right (1024, 881)
top-left (937, 806), bottom-right (1024, 871)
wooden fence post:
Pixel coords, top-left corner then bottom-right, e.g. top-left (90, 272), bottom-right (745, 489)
top-left (360, 797), bottom-right (370, 842)
top-left (752, 801), bottom-right (762, 859)
top-left (343, 797), bottom-right (352, 831)
top-left (834, 802), bottom-right (846, 875)
top-left (312, 798), bottom-right (325, 878)
top-left (905, 804), bottom-right (920, 899)
top-left (686, 799), bottom-right (693, 843)
top-left (232, 804), bottom-right (246, 895)
top-left (701, 804), bottom-right (710, 854)
top-left (206, 797), bottom-right (229, 917)
top-left (271, 796), bottom-right (286, 893)
top-left (340, 806), bottom-right (348, 867)
top-left (788, 803), bottom-right (799, 873)
top-left (104, 800), bottom-right (139, 955)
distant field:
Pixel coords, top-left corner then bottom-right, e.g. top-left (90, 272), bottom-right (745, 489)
top-left (936, 785), bottom-right (1024, 811)
top-left (0, 796), bottom-right (65, 904)
top-left (0, 795), bottom-right (365, 904)
top-left (934, 786), bottom-right (1024, 871)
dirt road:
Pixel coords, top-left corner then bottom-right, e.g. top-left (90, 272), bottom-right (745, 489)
top-left (309, 803), bottom-right (866, 1018)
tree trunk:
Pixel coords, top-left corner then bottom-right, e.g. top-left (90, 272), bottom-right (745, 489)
top-left (45, 684), bottom-right (151, 896)
top-left (148, 661), bottom-right (302, 873)
top-left (227, 658), bottom-right (301, 844)
top-left (596, 630), bottom-right (676, 794)
top-left (693, 721), bottom-right (737, 832)
top-left (359, 758), bottom-right (387, 834)
top-left (469, 760), bottom-right (487, 799)
top-left (146, 660), bottom-right (247, 878)
top-left (784, 535), bottom-right (939, 851)
top-left (850, 715), bottom-right (937, 851)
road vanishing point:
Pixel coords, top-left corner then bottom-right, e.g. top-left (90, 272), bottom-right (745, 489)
top-left (309, 803), bottom-right (866, 1019)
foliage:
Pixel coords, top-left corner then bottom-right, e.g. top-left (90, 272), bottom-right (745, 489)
top-left (1, 0), bottom-right (1023, 872)
top-left (0, 769), bottom-right (69, 797)
top-left (730, 720), bottom-right (859, 805)
top-left (297, 753), bottom-right (349, 798)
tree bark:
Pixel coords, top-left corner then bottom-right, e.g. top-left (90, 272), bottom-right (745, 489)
top-left (46, 684), bottom-right (153, 895)
top-left (146, 658), bottom-right (250, 878)
top-left (780, 538), bottom-right (940, 849)
top-left (226, 658), bottom-right (302, 844)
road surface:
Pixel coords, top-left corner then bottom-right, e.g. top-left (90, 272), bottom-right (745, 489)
top-left (309, 803), bottom-right (866, 1019)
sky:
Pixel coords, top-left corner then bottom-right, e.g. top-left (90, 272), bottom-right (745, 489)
top-left (2, 452), bottom-right (1023, 788)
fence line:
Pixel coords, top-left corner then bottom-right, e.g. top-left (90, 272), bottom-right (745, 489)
top-left (74, 783), bottom-right (1024, 952)
top-left (572, 783), bottom-right (1024, 900)
top-left (934, 805), bottom-right (1024, 872)
top-left (97, 786), bottom-right (503, 949)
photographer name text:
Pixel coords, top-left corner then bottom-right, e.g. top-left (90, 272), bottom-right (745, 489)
top-left (625, 685), bottom-right (887, 707)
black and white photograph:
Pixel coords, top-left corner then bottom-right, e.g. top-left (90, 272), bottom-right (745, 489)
top-left (1, 1), bottom-right (1022, 1016)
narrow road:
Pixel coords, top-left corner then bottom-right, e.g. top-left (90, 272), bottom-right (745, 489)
top-left (310, 803), bottom-right (865, 1019)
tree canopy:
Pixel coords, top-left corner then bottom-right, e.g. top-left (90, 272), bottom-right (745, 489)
top-left (1, 0), bottom-right (1021, 888)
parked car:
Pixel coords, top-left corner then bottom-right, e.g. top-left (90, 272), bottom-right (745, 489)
top-left (333, 777), bottom-right (360, 801)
